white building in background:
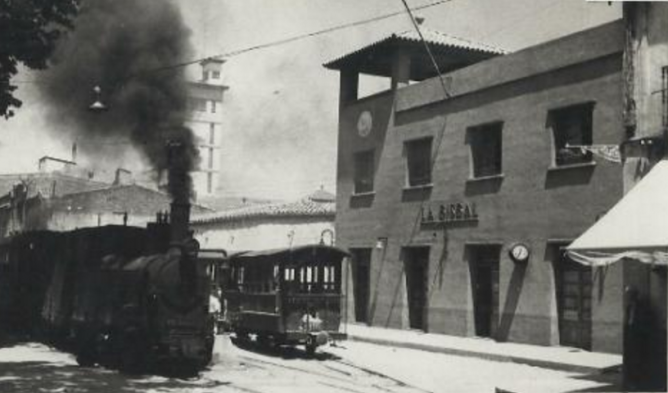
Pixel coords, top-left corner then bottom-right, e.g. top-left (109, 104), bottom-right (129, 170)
top-left (191, 189), bottom-right (336, 252)
top-left (187, 58), bottom-right (228, 198)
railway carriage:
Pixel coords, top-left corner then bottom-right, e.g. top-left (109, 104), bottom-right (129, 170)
top-left (223, 244), bottom-right (349, 354)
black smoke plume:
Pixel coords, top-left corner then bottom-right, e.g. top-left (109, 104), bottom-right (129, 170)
top-left (39, 0), bottom-right (198, 199)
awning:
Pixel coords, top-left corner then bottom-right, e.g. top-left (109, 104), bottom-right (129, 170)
top-left (566, 160), bottom-right (668, 267)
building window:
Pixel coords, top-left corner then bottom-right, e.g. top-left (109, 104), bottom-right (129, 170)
top-left (212, 71), bottom-right (221, 79)
top-left (549, 103), bottom-right (594, 166)
top-left (468, 122), bottom-right (502, 178)
top-left (202, 71), bottom-right (209, 81)
top-left (190, 98), bottom-right (207, 112)
top-left (662, 66), bottom-right (668, 129)
top-left (211, 100), bottom-right (217, 113)
top-left (405, 137), bottom-right (432, 187)
top-left (208, 147), bottom-right (214, 169)
top-left (209, 123), bottom-right (216, 145)
top-left (207, 173), bottom-right (213, 194)
top-left (353, 149), bottom-right (374, 194)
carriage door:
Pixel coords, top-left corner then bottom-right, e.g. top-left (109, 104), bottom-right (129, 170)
top-left (404, 247), bottom-right (429, 331)
top-left (556, 251), bottom-right (592, 350)
top-left (351, 248), bottom-right (371, 324)
top-left (470, 246), bottom-right (499, 338)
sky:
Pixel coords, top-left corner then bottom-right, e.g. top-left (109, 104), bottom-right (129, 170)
top-left (0, 0), bottom-right (621, 200)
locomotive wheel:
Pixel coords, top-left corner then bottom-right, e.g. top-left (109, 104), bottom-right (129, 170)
top-left (75, 332), bottom-right (97, 367)
top-left (76, 350), bottom-right (96, 367)
top-left (120, 332), bottom-right (147, 374)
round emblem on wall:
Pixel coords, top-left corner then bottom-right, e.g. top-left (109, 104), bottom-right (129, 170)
top-left (509, 243), bottom-right (530, 263)
top-left (357, 110), bottom-right (373, 138)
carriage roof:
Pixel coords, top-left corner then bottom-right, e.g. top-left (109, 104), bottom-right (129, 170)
top-left (228, 244), bottom-right (350, 264)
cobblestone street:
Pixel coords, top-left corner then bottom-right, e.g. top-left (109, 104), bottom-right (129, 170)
top-left (0, 334), bottom-right (620, 393)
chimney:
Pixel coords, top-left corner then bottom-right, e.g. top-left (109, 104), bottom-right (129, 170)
top-left (113, 168), bottom-right (133, 186)
top-left (166, 140), bottom-right (191, 244)
top-left (71, 143), bottom-right (77, 163)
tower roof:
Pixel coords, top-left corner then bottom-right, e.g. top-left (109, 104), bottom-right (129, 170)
top-left (324, 29), bottom-right (506, 80)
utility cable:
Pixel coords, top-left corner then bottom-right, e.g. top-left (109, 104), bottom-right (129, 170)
top-left (396, 1), bottom-right (460, 302)
top-left (398, 0), bottom-right (453, 249)
top-left (12, 0), bottom-right (455, 85)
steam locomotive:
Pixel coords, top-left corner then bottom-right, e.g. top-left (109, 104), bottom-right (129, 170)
top-left (0, 140), bottom-right (224, 375)
top-left (0, 205), bottom-right (223, 376)
top-left (0, 213), bottom-right (223, 375)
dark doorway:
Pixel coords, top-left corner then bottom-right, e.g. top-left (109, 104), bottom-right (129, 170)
top-left (404, 247), bottom-right (429, 331)
top-left (623, 261), bottom-right (667, 392)
top-left (469, 246), bottom-right (500, 338)
top-left (350, 248), bottom-right (371, 324)
top-left (555, 252), bottom-right (592, 351)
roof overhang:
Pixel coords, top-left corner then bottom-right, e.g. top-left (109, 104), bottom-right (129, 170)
top-left (230, 244), bottom-right (351, 262)
top-left (324, 31), bottom-right (505, 80)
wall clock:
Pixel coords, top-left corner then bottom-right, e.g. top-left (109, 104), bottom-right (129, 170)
top-left (357, 110), bottom-right (373, 138)
top-left (509, 243), bottom-right (530, 263)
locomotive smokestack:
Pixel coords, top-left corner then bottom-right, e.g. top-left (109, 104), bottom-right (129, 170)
top-left (166, 140), bottom-right (191, 244)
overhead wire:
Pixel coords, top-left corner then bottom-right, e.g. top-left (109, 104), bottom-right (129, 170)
top-left (9, 1), bottom-right (457, 200)
top-left (397, 0), bottom-right (453, 248)
top-left (11, 0), bottom-right (455, 85)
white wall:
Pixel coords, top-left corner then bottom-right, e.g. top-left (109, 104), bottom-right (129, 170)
top-left (46, 212), bottom-right (155, 231)
top-left (193, 217), bottom-right (335, 252)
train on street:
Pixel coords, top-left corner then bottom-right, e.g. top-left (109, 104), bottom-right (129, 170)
top-left (0, 209), bottom-right (226, 376)
top-left (222, 244), bottom-right (349, 354)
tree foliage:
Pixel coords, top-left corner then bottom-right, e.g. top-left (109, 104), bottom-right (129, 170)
top-left (0, 0), bottom-right (79, 119)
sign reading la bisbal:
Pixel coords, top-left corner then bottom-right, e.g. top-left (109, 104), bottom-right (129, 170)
top-left (421, 202), bottom-right (478, 225)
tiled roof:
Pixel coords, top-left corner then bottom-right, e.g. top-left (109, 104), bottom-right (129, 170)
top-left (326, 29), bottom-right (506, 68)
top-left (307, 188), bottom-right (335, 203)
top-left (196, 195), bottom-right (277, 212)
top-left (323, 28), bottom-right (506, 79)
top-left (395, 29), bottom-right (507, 54)
top-left (191, 198), bottom-right (335, 225)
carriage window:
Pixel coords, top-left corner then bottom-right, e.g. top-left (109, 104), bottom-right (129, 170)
top-left (237, 266), bottom-right (244, 290)
top-left (323, 265), bottom-right (337, 292)
top-left (284, 267), bottom-right (295, 281)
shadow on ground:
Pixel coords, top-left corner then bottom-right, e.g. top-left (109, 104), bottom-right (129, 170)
top-left (565, 368), bottom-right (623, 392)
top-left (0, 360), bottom-right (229, 393)
top-left (230, 336), bottom-right (341, 362)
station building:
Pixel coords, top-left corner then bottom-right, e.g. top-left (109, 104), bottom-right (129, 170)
top-left (325, 21), bottom-right (626, 353)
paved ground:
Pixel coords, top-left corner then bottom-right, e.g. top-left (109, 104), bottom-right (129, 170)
top-left (0, 335), bottom-right (621, 393)
top-left (343, 324), bottom-right (622, 374)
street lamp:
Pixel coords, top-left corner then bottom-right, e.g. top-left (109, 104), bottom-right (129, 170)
top-left (88, 85), bottom-right (108, 112)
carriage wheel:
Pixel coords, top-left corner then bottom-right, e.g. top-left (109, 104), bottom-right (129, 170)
top-left (305, 336), bottom-right (317, 356)
top-left (257, 334), bottom-right (270, 347)
top-left (235, 329), bottom-right (249, 342)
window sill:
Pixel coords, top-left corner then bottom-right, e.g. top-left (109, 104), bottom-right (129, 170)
top-left (351, 191), bottom-right (376, 197)
top-left (548, 161), bottom-right (596, 172)
top-left (403, 183), bottom-right (434, 191)
top-left (467, 174), bottom-right (504, 183)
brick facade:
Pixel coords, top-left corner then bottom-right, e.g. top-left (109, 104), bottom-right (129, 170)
top-left (329, 21), bottom-right (626, 353)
